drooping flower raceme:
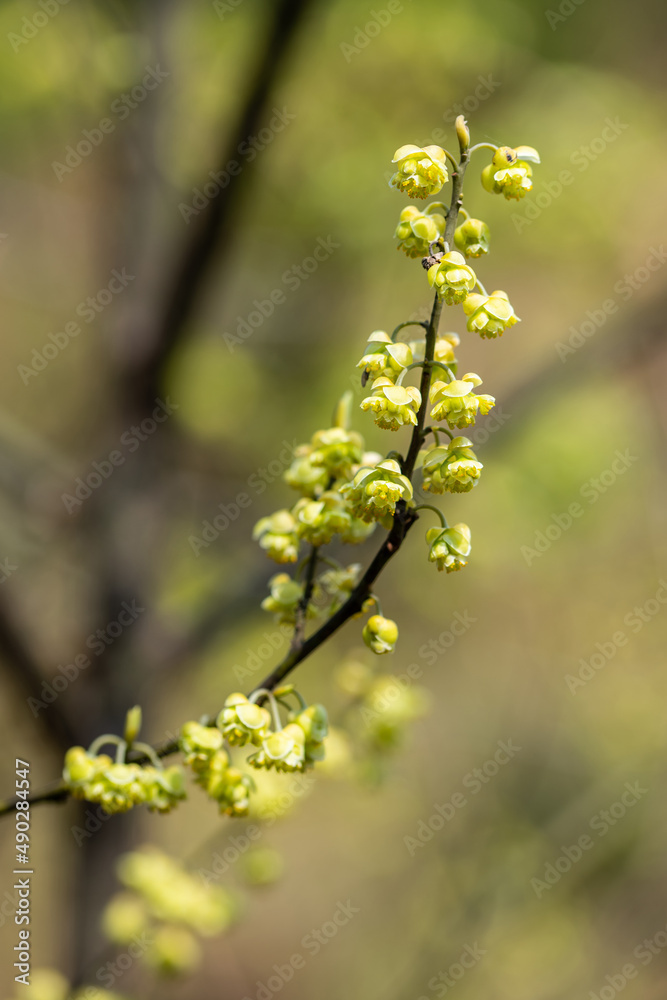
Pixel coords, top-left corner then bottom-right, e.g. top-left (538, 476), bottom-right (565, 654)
top-left (427, 251), bottom-right (476, 305)
top-left (389, 144), bottom-right (449, 199)
top-left (429, 373), bottom-right (495, 429)
top-left (420, 437), bottom-right (483, 493)
top-left (463, 290), bottom-right (519, 338)
top-left (426, 523), bottom-right (472, 573)
top-left (340, 459), bottom-right (413, 523)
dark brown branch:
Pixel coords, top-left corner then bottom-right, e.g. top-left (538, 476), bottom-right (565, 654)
top-left (125, 0), bottom-right (314, 415)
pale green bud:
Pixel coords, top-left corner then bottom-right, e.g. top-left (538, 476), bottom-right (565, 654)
top-left (362, 614), bottom-right (399, 654)
top-left (453, 218), bottom-right (490, 258)
top-left (123, 705), bottom-right (142, 745)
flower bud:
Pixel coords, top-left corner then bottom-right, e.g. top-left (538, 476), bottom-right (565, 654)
top-left (123, 705), bottom-right (142, 745)
top-left (455, 115), bottom-right (470, 152)
top-left (453, 218), bottom-right (490, 258)
top-left (362, 615), bottom-right (399, 654)
top-left (389, 144), bottom-right (449, 199)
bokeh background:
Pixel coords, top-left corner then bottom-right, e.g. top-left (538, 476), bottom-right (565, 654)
top-left (1, 0), bottom-right (667, 997)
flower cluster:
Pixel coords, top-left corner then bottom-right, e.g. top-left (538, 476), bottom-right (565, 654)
top-left (180, 720), bottom-right (254, 816)
top-left (62, 746), bottom-right (185, 816)
top-left (104, 848), bottom-right (236, 975)
top-left (247, 700), bottom-right (329, 773)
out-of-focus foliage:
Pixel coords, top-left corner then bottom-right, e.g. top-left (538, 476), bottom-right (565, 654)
top-left (1, 0), bottom-right (667, 998)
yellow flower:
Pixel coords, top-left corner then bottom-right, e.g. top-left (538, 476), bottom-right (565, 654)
top-left (360, 376), bottom-right (421, 431)
top-left (427, 251), bottom-right (476, 305)
top-left (389, 143), bottom-right (449, 199)
top-left (429, 373), bottom-right (495, 429)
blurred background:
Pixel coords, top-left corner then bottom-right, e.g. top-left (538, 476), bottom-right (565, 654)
top-left (1, 0), bottom-right (666, 997)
